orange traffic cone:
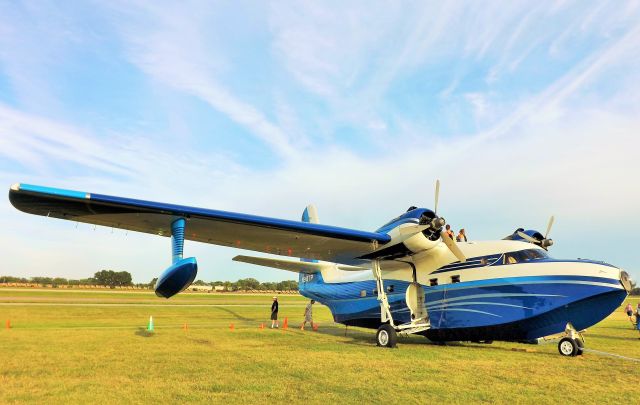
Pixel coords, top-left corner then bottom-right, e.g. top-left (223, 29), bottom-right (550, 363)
top-left (5, 319), bottom-right (10, 329)
top-left (283, 317), bottom-right (288, 330)
top-left (260, 323), bottom-right (264, 330)
top-left (230, 323), bottom-right (235, 331)
top-left (183, 323), bottom-right (188, 331)
top-left (312, 323), bottom-right (319, 332)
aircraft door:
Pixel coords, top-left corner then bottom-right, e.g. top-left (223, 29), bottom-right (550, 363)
top-left (406, 282), bottom-right (428, 322)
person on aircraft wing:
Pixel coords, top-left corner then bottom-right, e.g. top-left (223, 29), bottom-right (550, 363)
top-left (456, 229), bottom-right (468, 242)
top-left (445, 224), bottom-right (455, 240)
top-left (300, 300), bottom-right (314, 330)
top-left (271, 297), bottom-right (279, 329)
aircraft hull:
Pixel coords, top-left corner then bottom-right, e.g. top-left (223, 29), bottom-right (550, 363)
top-left (299, 263), bottom-right (627, 341)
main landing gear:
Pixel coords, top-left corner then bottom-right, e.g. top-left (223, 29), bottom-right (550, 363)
top-left (372, 260), bottom-right (430, 348)
top-left (556, 323), bottom-right (585, 357)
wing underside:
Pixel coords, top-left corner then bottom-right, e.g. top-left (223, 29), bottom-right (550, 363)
top-left (9, 183), bottom-right (390, 266)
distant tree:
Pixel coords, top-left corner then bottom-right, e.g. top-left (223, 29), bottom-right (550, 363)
top-left (0, 276), bottom-right (28, 283)
top-left (149, 278), bottom-right (158, 289)
top-left (94, 270), bottom-right (133, 288)
top-left (31, 277), bottom-right (53, 285)
top-left (192, 279), bottom-right (208, 286)
top-left (52, 277), bottom-right (68, 286)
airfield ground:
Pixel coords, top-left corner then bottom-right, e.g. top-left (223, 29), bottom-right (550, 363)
top-left (1, 289), bottom-right (639, 404)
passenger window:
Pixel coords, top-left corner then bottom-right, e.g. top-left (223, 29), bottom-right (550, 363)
top-left (429, 278), bottom-right (438, 286)
top-left (480, 258), bottom-right (488, 265)
top-left (505, 255), bottom-right (518, 264)
top-left (386, 285), bottom-right (394, 293)
top-left (451, 275), bottom-right (460, 283)
top-left (360, 290), bottom-right (367, 298)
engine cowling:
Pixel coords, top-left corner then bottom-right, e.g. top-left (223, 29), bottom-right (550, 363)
top-left (403, 231), bottom-right (441, 253)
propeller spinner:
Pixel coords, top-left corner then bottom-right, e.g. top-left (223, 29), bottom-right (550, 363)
top-left (516, 215), bottom-right (555, 249)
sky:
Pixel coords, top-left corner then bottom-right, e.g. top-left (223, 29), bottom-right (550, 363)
top-left (1, 1), bottom-right (639, 284)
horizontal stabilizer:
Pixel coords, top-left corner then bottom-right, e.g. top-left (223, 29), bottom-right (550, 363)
top-left (233, 255), bottom-right (324, 274)
top-left (233, 255), bottom-right (369, 273)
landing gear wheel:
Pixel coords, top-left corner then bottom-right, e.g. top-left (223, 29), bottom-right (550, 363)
top-left (558, 337), bottom-right (579, 356)
top-left (376, 324), bottom-right (397, 348)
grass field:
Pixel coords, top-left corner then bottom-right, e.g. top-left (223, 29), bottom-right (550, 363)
top-left (1, 289), bottom-right (639, 404)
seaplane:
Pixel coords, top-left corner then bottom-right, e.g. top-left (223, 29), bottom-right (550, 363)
top-left (9, 181), bottom-right (631, 356)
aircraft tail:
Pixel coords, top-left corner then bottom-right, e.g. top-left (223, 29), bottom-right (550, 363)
top-left (301, 205), bottom-right (319, 264)
top-left (301, 204), bottom-right (319, 224)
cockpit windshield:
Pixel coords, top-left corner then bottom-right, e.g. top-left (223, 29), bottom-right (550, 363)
top-left (503, 249), bottom-right (549, 264)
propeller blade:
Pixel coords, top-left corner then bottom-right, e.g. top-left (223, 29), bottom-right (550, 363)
top-left (516, 231), bottom-right (539, 244)
top-left (545, 215), bottom-right (555, 239)
top-left (434, 179), bottom-right (440, 215)
top-left (441, 231), bottom-right (466, 263)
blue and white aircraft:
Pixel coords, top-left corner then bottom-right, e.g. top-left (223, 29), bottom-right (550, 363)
top-left (9, 181), bottom-right (631, 356)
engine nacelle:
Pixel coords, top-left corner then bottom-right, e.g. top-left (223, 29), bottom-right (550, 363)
top-left (155, 257), bottom-right (198, 298)
top-left (403, 231), bottom-right (441, 253)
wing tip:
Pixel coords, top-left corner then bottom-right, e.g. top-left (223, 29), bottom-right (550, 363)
top-left (10, 183), bottom-right (20, 191)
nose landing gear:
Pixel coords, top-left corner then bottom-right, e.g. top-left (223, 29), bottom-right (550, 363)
top-left (556, 323), bottom-right (585, 357)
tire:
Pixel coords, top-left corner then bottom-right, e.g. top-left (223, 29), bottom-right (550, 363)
top-left (558, 337), bottom-right (578, 356)
top-left (376, 324), bottom-right (397, 348)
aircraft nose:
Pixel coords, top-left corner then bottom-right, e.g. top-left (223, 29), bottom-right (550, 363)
top-left (620, 270), bottom-right (632, 292)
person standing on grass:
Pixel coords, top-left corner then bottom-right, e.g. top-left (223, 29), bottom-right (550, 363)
top-left (270, 296), bottom-right (279, 328)
top-left (625, 303), bottom-right (634, 325)
top-left (456, 229), bottom-right (468, 242)
top-left (300, 300), bottom-right (314, 330)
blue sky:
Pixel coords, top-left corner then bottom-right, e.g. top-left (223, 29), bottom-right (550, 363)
top-left (1, 1), bottom-right (639, 283)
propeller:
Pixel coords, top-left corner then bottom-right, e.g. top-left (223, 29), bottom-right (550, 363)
top-left (399, 179), bottom-right (467, 262)
top-left (441, 230), bottom-right (466, 263)
top-left (434, 179), bottom-right (440, 216)
top-left (516, 215), bottom-right (555, 249)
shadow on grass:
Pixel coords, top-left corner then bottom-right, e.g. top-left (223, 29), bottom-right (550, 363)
top-left (584, 333), bottom-right (640, 341)
top-left (215, 307), bottom-right (256, 322)
top-left (135, 327), bottom-right (154, 338)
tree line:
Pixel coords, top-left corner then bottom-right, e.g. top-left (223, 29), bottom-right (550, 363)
top-left (0, 272), bottom-right (299, 291)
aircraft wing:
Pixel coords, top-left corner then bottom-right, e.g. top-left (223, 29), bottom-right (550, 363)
top-left (9, 183), bottom-right (390, 266)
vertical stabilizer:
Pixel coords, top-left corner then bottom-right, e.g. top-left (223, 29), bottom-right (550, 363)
top-left (301, 205), bottom-right (319, 265)
top-left (301, 205), bottom-right (319, 224)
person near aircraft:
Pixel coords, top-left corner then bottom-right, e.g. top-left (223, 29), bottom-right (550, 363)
top-left (456, 229), bottom-right (468, 242)
top-left (625, 303), bottom-right (634, 324)
top-left (445, 224), bottom-right (455, 240)
top-left (300, 300), bottom-right (314, 330)
top-left (271, 296), bottom-right (279, 328)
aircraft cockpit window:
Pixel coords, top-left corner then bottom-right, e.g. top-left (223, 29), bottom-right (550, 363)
top-left (504, 249), bottom-right (549, 265)
top-left (505, 255), bottom-right (518, 264)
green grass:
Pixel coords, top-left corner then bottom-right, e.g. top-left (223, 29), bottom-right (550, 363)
top-left (1, 289), bottom-right (639, 404)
